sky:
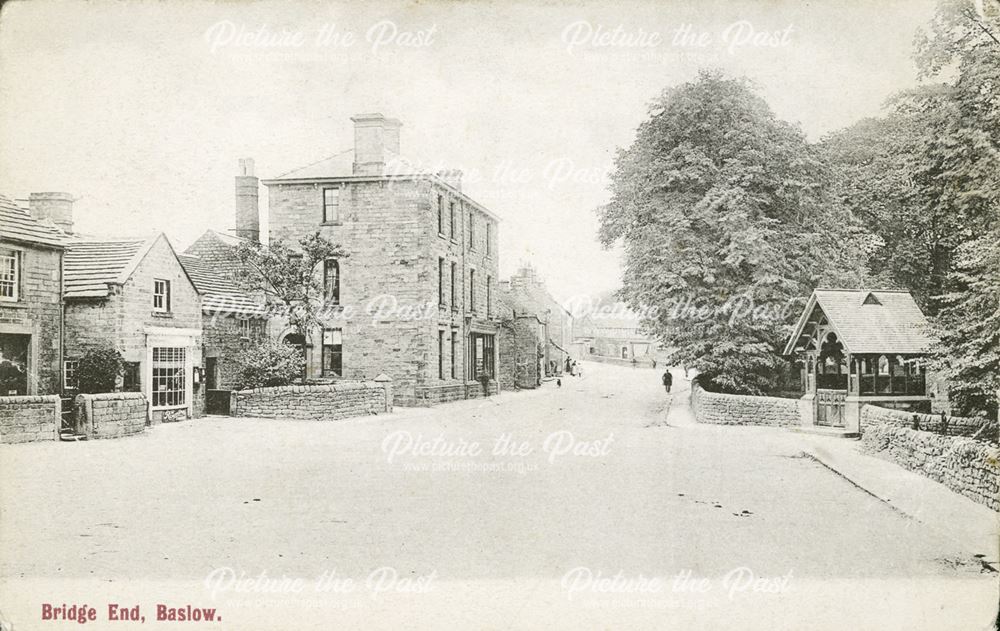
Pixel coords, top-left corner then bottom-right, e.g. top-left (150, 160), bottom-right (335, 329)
top-left (0, 0), bottom-right (939, 304)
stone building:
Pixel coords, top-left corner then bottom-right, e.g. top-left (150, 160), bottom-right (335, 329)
top-left (64, 232), bottom-right (202, 422)
top-left (180, 226), bottom-right (267, 414)
top-left (259, 113), bottom-right (502, 406)
top-left (0, 194), bottom-right (66, 396)
top-left (497, 291), bottom-right (543, 390)
top-left (572, 291), bottom-right (659, 366)
top-left (501, 264), bottom-right (573, 378)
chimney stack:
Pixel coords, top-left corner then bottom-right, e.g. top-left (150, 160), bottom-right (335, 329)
top-left (235, 158), bottom-right (259, 243)
top-left (351, 113), bottom-right (402, 176)
top-left (28, 192), bottom-right (74, 234)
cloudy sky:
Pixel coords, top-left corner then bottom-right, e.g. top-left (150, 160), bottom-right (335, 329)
top-left (0, 0), bottom-right (937, 303)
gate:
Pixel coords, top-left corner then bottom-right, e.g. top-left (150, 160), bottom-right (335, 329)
top-left (206, 389), bottom-right (231, 415)
top-left (815, 389), bottom-right (846, 427)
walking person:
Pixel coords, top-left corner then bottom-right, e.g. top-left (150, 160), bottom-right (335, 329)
top-left (662, 369), bottom-right (673, 393)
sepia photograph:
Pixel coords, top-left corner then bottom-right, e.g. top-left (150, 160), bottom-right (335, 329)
top-left (0, 0), bottom-right (998, 629)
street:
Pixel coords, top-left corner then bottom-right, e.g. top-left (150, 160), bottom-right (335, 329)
top-left (1, 362), bottom-right (994, 630)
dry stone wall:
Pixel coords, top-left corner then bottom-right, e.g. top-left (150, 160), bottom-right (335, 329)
top-left (861, 420), bottom-right (998, 511)
top-left (861, 404), bottom-right (997, 441)
top-left (690, 383), bottom-right (801, 427)
top-left (0, 395), bottom-right (59, 443)
top-left (233, 380), bottom-right (392, 421)
top-left (75, 393), bottom-right (147, 439)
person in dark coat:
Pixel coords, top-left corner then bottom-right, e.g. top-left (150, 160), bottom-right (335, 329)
top-left (662, 370), bottom-right (673, 393)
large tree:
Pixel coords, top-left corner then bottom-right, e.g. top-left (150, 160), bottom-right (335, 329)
top-left (598, 71), bottom-right (868, 394)
top-left (914, 0), bottom-right (1000, 415)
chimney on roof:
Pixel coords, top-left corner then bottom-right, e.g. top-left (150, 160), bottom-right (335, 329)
top-left (436, 169), bottom-right (463, 192)
top-left (351, 113), bottom-right (402, 176)
top-left (28, 192), bottom-right (74, 234)
top-left (235, 158), bottom-right (259, 243)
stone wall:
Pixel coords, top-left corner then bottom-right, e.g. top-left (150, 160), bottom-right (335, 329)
top-left (690, 383), bottom-right (801, 427)
top-left (861, 421), bottom-right (998, 511)
top-left (74, 392), bottom-right (147, 439)
top-left (0, 395), bottom-right (59, 443)
top-left (233, 379), bottom-right (392, 421)
top-left (498, 313), bottom-right (541, 390)
top-left (409, 380), bottom-right (500, 406)
top-left (861, 404), bottom-right (997, 441)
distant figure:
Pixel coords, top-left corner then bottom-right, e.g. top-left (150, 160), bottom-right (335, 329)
top-left (631, 357), bottom-right (637, 368)
top-left (565, 357), bottom-right (572, 373)
top-left (557, 378), bottom-right (562, 387)
top-left (651, 359), bottom-right (657, 369)
top-left (576, 361), bottom-right (583, 377)
top-left (662, 370), bottom-right (673, 393)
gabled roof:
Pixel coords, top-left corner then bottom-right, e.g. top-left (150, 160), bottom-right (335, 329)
top-left (64, 235), bottom-right (159, 299)
top-left (180, 231), bottom-right (265, 317)
top-left (783, 289), bottom-right (933, 355)
top-left (0, 195), bottom-right (66, 248)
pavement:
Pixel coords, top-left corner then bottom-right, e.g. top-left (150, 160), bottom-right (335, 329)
top-left (0, 361), bottom-right (997, 630)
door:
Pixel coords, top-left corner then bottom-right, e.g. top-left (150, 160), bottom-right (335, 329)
top-left (0, 334), bottom-right (29, 396)
top-left (205, 357), bottom-right (218, 390)
top-left (815, 389), bottom-right (846, 427)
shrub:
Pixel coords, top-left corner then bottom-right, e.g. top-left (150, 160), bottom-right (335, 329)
top-left (77, 346), bottom-right (124, 394)
top-left (232, 339), bottom-right (305, 390)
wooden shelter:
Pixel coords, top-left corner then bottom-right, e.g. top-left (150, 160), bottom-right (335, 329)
top-left (784, 289), bottom-right (938, 434)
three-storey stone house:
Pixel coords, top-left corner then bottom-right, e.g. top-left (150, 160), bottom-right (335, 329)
top-left (259, 113), bottom-right (502, 405)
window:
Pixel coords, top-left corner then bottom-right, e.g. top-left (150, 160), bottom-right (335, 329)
top-left (471, 333), bottom-right (495, 378)
top-left (486, 276), bottom-right (492, 316)
top-left (468, 211), bottom-right (474, 249)
top-left (438, 330), bottom-right (445, 380)
top-left (438, 258), bottom-right (445, 305)
top-left (152, 347), bottom-right (186, 408)
top-left (451, 331), bottom-right (458, 379)
top-left (238, 318), bottom-right (251, 340)
top-left (322, 328), bottom-right (343, 377)
top-left (324, 259), bottom-right (340, 304)
top-left (450, 262), bottom-right (457, 310)
top-left (437, 195), bottom-right (444, 234)
top-left (486, 223), bottom-right (492, 257)
top-left (63, 360), bottom-right (79, 391)
top-left (449, 201), bottom-right (455, 238)
top-left (323, 187), bottom-right (340, 223)
top-left (123, 362), bottom-right (141, 392)
top-left (153, 279), bottom-right (171, 312)
top-left (0, 250), bottom-right (18, 302)
top-left (469, 269), bottom-right (476, 311)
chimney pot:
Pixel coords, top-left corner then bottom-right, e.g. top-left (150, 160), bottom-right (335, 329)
top-left (351, 113), bottom-right (402, 176)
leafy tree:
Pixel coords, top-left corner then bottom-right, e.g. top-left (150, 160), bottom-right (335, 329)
top-left (77, 346), bottom-right (124, 394)
top-left (598, 71), bottom-right (868, 394)
top-left (231, 339), bottom-right (305, 390)
top-left (913, 0), bottom-right (1000, 415)
top-left (234, 232), bottom-right (346, 345)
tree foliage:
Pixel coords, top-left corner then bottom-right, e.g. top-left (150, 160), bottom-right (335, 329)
top-left (598, 71), bottom-right (868, 394)
top-left (231, 339), bottom-right (305, 390)
top-left (77, 346), bottom-right (124, 394)
top-left (235, 232), bottom-right (346, 342)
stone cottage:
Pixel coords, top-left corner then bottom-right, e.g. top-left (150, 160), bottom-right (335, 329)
top-left (180, 224), bottom-right (267, 414)
top-left (258, 113), bottom-right (502, 406)
top-left (501, 264), bottom-right (573, 378)
top-left (64, 232), bottom-right (202, 422)
top-left (0, 194), bottom-right (66, 396)
top-left (497, 290), bottom-right (543, 390)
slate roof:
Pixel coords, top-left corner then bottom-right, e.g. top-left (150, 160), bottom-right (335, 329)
top-left (784, 289), bottom-right (933, 355)
top-left (64, 236), bottom-right (158, 299)
top-left (265, 149), bottom-right (502, 222)
top-left (0, 195), bottom-right (65, 248)
top-left (180, 231), bottom-right (265, 317)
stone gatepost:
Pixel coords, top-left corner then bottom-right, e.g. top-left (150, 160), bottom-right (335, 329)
top-left (374, 374), bottom-right (393, 413)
